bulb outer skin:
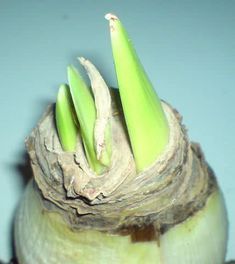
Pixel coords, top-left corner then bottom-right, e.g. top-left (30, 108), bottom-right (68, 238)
top-left (15, 90), bottom-right (228, 263)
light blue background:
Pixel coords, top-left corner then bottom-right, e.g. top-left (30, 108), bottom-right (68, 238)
top-left (0, 0), bottom-right (234, 261)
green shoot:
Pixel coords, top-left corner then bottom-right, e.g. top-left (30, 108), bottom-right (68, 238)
top-left (55, 84), bottom-right (78, 152)
top-left (67, 65), bottom-right (106, 174)
top-left (105, 13), bottom-right (169, 172)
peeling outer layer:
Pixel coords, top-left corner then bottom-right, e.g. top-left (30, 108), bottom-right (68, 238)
top-left (26, 89), bottom-right (217, 234)
top-left (79, 57), bottom-right (111, 162)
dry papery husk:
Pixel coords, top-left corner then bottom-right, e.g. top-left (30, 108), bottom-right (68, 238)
top-left (15, 88), bottom-right (228, 263)
top-left (25, 88), bottom-right (220, 231)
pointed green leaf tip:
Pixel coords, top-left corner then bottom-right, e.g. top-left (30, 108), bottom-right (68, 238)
top-left (55, 84), bottom-right (78, 151)
top-left (67, 65), bottom-right (106, 174)
top-left (105, 13), bottom-right (169, 171)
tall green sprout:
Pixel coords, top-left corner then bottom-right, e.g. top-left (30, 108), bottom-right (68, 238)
top-left (106, 13), bottom-right (169, 171)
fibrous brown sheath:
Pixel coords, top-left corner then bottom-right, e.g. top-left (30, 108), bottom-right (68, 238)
top-left (26, 88), bottom-right (217, 237)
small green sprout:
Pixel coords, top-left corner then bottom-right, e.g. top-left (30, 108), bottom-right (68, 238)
top-left (67, 66), bottom-right (106, 174)
top-left (106, 13), bottom-right (169, 172)
top-left (55, 84), bottom-right (78, 152)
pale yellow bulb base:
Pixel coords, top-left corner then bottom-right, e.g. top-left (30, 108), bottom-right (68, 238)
top-left (15, 180), bottom-right (227, 264)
